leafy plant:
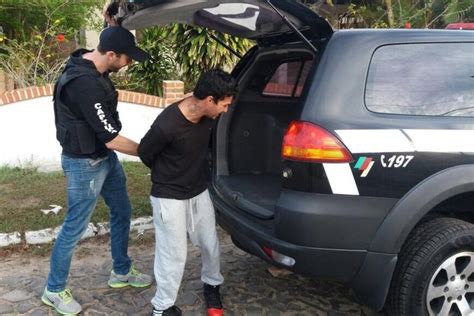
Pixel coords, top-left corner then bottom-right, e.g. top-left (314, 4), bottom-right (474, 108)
top-left (0, 17), bottom-right (69, 88)
top-left (162, 24), bottom-right (254, 90)
top-left (0, 0), bottom-right (102, 88)
top-left (341, 0), bottom-right (474, 29)
top-left (115, 24), bottom-right (254, 95)
top-left (0, 0), bottom-right (102, 44)
top-left (112, 27), bottom-right (178, 97)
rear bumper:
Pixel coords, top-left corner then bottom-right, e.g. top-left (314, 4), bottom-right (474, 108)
top-left (211, 186), bottom-right (397, 311)
top-left (211, 189), bottom-right (366, 282)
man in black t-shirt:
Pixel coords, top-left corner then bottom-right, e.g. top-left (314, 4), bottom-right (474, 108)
top-left (138, 69), bottom-right (237, 316)
top-left (42, 27), bottom-right (152, 316)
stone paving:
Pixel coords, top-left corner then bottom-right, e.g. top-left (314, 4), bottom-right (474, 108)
top-left (0, 228), bottom-right (383, 315)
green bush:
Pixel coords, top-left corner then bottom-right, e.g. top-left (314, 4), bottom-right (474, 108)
top-left (0, 0), bottom-right (102, 44)
top-left (0, 33), bottom-right (68, 88)
top-left (112, 27), bottom-right (178, 97)
top-left (164, 24), bottom-right (253, 90)
top-left (114, 24), bottom-right (253, 96)
top-left (343, 0), bottom-right (474, 29)
top-left (0, 0), bottom-right (102, 88)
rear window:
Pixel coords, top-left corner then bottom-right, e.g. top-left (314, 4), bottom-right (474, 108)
top-left (365, 43), bottom-right (474, 117)
top-left (263, 60), bottom-right (313, 97)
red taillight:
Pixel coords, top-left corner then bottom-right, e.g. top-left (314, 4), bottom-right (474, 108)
top-left (282, 121), bottom-right (353, 163)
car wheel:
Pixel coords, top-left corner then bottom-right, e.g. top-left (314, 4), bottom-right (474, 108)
top-left (387, 217), bottom-right (474, 316)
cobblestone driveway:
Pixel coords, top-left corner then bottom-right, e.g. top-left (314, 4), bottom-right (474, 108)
top-left (0, 228), bottom-right (383, 315)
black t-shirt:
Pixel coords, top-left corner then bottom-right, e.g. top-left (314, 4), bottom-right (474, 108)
top-left (138, 102), bottom-right (214, 200)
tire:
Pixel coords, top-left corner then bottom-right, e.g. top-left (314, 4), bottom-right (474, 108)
top-left (387, 217), bottom-right (474, 316)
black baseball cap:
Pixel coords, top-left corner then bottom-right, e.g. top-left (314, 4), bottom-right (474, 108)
top-left (99, 26), bottom-right (150, 62)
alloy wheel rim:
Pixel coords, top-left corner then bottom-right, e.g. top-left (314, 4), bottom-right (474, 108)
top-left (426, 251), bottom-right (474, 316)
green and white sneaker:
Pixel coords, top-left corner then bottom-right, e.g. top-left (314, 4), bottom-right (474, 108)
top-left (41, 288), bottom-right (82, 315)
top-left (108, 264), bottom-right (153, 288)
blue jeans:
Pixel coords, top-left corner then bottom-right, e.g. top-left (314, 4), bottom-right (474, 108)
top-left (47, 151), bottom-right (132, 292)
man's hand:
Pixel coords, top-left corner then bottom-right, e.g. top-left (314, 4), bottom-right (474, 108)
top-left (103, 1), bottom-right (120, 27)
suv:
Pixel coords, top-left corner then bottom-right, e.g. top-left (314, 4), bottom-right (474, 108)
top-left (119, 1), bottom-right (474, 314)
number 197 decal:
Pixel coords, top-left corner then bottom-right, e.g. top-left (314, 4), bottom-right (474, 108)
top-left (381, 155), bottom-right (414, 168)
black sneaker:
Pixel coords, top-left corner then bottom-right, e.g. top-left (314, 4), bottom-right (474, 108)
top-left (203, 283), bottom-right (224, 316)
top-left (151, 305), bottom-right (182, 316)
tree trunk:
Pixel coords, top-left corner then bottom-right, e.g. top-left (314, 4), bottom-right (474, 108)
top-left (385, 0), bottom-right (395, 27)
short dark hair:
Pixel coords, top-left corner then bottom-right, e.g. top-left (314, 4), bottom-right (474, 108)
top-left (97, 44), bottom-right (107, 55)
top-left (193, 69), bottom-right (238, 101)
top-left (97, 45), bottom-right (125, 58)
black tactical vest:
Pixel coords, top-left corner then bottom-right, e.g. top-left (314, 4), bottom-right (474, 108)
top-left (53, 64), bottom-right (120, 156)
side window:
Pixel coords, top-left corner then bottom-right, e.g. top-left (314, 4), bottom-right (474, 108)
top-left (365, 43), bottom-right (474, 117)
top-left (295, 61), bottom-right (312, 97)
top-left (263, 60), bottom-right (313, 97)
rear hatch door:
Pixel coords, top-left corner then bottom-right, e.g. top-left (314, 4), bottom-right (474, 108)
top-left (120, 0), bottom-right (333, 45)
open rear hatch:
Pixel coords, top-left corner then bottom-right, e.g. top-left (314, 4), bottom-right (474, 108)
top-left (118, 1), bottom-right (331, 219)
top-left (119, 0), bottom-right (332, 45)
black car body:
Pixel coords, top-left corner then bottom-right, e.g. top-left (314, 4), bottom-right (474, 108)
top-left (119, 1), bottom-right (474, 315)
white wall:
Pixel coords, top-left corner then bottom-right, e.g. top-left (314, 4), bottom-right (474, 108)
top-left (85, 29), bottom-right (100, 50)
top-left (0, 97), bottom-right (162, 171)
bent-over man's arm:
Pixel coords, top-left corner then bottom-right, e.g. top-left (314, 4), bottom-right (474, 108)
top-left (138, 124), bottom-right (168, 168)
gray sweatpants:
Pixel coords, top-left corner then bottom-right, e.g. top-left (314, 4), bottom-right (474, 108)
top-left (150, 189), bottom-right (224, 310)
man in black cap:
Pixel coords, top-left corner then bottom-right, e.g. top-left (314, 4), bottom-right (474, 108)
top-left (41, 27), bottom-right (152, 315)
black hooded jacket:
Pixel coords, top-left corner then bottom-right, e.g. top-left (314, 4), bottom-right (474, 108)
top-left (53, 48), bottom-right (122, 158)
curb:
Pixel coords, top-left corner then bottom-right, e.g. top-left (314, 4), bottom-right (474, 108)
top-left (0, 216), bottom-right (154, 247)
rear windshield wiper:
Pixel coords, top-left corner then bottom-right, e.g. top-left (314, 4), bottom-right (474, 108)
top-left (265, 0), bottom-right (318, 54)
